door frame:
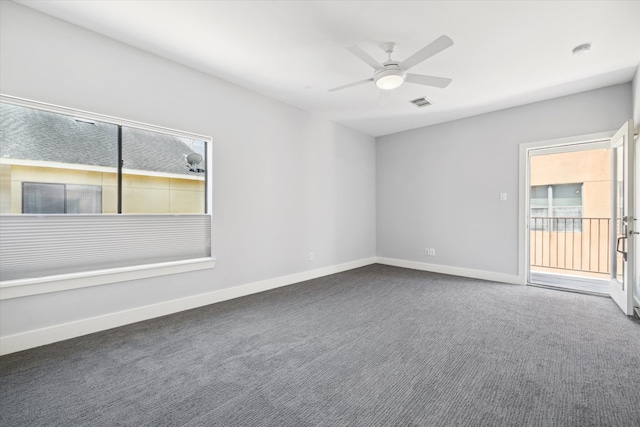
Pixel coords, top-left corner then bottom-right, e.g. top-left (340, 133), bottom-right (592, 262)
top-left (518, 131), bottom-right (616, 286)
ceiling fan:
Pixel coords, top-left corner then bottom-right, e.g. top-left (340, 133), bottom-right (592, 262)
top-left (329, 35), bottom-right (453, 92)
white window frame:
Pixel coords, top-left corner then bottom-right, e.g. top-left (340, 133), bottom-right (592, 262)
top-left (0, 94), bottom-right (215, 300)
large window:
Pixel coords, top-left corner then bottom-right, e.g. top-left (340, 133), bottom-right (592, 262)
top-left (0, 98), bottom-right (212, 283)
top-left (530, 183), bottom-right (583, 232)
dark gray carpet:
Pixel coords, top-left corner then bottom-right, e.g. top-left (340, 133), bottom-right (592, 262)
top-left (1, 264), bottom-right (639, 426)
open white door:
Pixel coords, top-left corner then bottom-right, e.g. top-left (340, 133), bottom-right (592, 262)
top-left (610, 119), bottom-right (635, 315)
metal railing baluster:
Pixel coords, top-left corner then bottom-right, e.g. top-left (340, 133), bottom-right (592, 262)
top-left (530, 217), bottom-right (609, 274)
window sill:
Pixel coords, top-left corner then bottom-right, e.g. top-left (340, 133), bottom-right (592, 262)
top-left (0, 258), bottom-right (216, 300)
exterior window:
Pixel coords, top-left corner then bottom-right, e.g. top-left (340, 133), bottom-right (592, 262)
top-left (23, 183), bottom-right (102, 214)
top-left (0, 100), bottom-right (211, 282)
top-left (22, 182), bottom-right (65, 214)
top-left (530, 183), bottom-right (583, 232)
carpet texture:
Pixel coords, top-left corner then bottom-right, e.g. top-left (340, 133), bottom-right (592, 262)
top-left (1, 264), bottom-right (639, 426)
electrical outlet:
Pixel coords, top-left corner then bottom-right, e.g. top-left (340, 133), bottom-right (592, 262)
top-left (309, 252), bottom-right (314, 261)
top-left (425, 248), bottom-right (430, 255)
top-left (429, 248), bottom-right (436, 256)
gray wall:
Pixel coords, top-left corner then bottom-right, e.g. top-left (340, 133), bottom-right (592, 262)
top-left (377, 84), bottom-right (632, 277)
top-left (0, 2), bottom-right (376, 336)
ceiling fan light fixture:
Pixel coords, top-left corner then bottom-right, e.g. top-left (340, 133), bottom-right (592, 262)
top-left (374, 69), bottom-right (406, 90)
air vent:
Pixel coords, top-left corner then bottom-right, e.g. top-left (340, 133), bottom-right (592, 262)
top-left (410, 97), bottom-right (432, 108)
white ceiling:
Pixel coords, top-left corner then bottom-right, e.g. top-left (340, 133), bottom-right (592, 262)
top-left (15, 0), bottom-right (640, 137)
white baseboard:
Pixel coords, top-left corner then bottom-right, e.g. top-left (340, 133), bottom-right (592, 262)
top-left (0, 257), bottom-right (376, 356)
top-left (375, 257), bottom-right (521, 285)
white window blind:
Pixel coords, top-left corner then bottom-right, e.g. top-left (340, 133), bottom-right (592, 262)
top-left (0, 215), bottom-right (211, 281)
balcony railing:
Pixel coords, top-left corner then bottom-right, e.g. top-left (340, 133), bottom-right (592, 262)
top-left (530, 217), bottom-right (610, 274)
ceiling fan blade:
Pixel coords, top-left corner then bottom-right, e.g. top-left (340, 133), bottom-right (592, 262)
top-left (346, 45), bottom-right (384, 70)
top-left (399, 35), bottom-right (454, 70)
top-left (328, 78), bottom-right (374, 92)
top-left (405, 73), bottom-right (452, 88)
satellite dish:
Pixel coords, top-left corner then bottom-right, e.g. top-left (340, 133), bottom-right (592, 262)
top-left (186, 152), bottom-right (202, 164)
top-left (186, 152), bottom-right (204, 173)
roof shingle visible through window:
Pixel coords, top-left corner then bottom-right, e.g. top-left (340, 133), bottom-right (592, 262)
top-left (0, 103), bottom-right (204, 177)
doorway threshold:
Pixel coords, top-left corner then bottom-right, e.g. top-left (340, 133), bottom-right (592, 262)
top-left (529, 271), bottom-right (609, 296)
